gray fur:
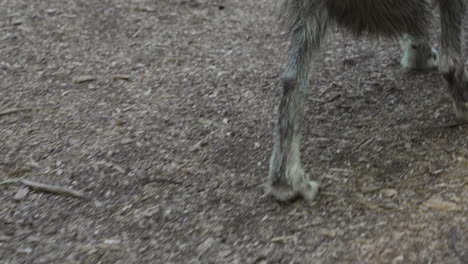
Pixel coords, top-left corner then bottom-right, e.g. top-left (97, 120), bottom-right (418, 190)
top-left (268, 0), bottom-right (468, 202)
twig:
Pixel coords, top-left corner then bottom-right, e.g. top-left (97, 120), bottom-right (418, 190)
top-left (0, 108), bottom-right (32, 117)
top-left (0, 179), bottom-right (84, 198)
top-left (20, 179), bottom-right (84, 198)
top-left (449, 227), bottom-right (468, 264)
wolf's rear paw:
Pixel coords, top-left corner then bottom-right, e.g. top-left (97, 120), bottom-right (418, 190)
top-left (266, 182), bottom-right (299, 202)
top-left (266, 180), bottom-right (320, 202)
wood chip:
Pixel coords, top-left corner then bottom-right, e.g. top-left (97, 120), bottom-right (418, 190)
top-left (271, 235), bottom-right (296, 243)
top-left (381, 188), bottom-right (398, 198)
top-left (423, 196), bottom-right (460, 211)
top-left (112, 74), bottom-right (131, 81)
top-left (73, 75), bottom-right (96, 83)
top-left (320, 230), bottom-right (337, 238)
top-left (13, 187), bottom-right (29, 201)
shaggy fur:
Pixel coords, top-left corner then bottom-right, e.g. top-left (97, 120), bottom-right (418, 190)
top-left (268, 0), bottom-right (468, 202)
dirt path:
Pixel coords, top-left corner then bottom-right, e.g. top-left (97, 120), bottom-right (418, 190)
top-left (1, 0), bottom-right (467, 263)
